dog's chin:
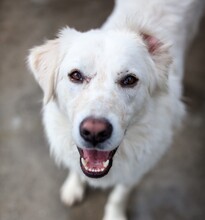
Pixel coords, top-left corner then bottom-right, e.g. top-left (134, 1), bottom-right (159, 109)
top-left (77, 147), bottom-right (118, 178)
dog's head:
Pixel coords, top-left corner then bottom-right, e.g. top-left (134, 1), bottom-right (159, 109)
top-left (28, 27), bottom-right (171, 178)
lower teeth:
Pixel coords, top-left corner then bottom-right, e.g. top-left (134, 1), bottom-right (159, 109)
top-left (103, 160), bottom-right (109, 168)
top-left (81, 157), bottom-right (109, 173)
top-left (81, 158), bottom-right (87, 167)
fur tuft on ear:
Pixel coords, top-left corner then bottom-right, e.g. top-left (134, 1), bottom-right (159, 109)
top-left (141, 32), bottom-right (172, 93)
top-left (142, 33), bottom-right (163, 54)
top-left (27, 39), bottom-right (59, 104)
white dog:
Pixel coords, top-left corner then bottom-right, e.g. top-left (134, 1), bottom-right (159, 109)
top-left (28, 0), bottom-right (205, 219)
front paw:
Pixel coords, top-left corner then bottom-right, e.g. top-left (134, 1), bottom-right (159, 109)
top-left (103, 209), bottom-right (127, 220)
top-left (60, 173), bottom-right (85, 206)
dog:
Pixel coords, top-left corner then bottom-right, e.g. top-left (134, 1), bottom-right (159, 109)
top-left (27, 0), bottom-right (205, 219)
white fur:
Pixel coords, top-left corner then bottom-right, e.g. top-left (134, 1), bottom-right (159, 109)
top-left (60, 171), bottom-right (86, 206)
top-left (28, 0), bottom-right (205, 219)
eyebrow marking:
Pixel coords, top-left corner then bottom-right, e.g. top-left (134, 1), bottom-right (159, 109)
top-left (85, 77), bottom-right (91, 83)
top-left (117, 70), bottom-right (130, 76)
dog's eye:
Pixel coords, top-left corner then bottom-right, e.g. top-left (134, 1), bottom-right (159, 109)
top-left (119, 74), bottom-right (138, 88)
top-left (69, 70), bottom-right (84, 83)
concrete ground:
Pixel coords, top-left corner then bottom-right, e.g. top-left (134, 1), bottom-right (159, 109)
top-left (0, 0), bottom-right (204, 220)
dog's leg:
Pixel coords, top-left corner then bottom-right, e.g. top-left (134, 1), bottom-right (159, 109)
top-left (60, 171), bottom-right (86, 206)
top-left (103, 184), bottom-right (131, 220)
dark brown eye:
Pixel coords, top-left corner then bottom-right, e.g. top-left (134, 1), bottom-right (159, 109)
top-left (119, 74), bottom-right (138, 88)
top-left (69, 70), bottom-right (84, 83)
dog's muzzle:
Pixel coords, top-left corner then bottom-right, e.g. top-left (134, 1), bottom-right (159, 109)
top-left (77, 117), bottom-right (117, 178)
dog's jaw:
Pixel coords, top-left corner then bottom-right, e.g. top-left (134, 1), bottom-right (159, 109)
top-left (78, 147), bottom-right (118, 178)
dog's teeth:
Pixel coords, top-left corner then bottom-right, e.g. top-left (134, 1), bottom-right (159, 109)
top-left (82, 159), bottom-right (109, 173)
top-left (103, 160), bottom-right (109, 168)
top-left (81, 158), bottom-right (87, 167)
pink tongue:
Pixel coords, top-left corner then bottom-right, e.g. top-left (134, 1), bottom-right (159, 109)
top-left (83, 149), bottom-right (109, 162)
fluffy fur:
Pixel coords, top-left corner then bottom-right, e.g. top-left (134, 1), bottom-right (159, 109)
top-left (28, 0), bottom-right (205, 219)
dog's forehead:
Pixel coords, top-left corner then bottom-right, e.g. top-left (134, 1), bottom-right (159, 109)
top-left (72, 30), bottom-right (143, 57)
top-left (60, 30), bottom-right (147, 77)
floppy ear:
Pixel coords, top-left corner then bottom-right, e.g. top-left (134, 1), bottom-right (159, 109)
top-left (141, 32), bottom-right (172, 93)
top-left (27, 39), bottom-right (59, 104)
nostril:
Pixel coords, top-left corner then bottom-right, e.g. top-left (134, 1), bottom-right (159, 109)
top-left (95, 131), bottom-right (108, 143)
top-left (80, 128), bottom-right (92, 141)
top-left (82, 129), bottom-right (90, 136)
top-left (99, 122), bottom-right (112, 141)
top-left (98, 131), bottom-right (107, 138)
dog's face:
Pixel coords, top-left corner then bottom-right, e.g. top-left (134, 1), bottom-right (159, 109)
top-left (28, 28), bottom-right (171, 178)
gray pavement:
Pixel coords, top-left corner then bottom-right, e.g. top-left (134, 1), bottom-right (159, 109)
top-left (0, 0), bottom-right (204, 220)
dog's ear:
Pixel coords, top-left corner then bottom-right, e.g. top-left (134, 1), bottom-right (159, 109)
top-left (141, 32), bottom-right (172, 93)
top-left (28, 39), bottom-right (59, 104)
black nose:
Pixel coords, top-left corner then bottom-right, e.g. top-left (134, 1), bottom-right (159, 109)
top-left (80, 117), bottom-right (113, 146)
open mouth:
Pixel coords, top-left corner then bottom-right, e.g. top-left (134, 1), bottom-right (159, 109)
top-left (77, 147), bottom-right (118, 178)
